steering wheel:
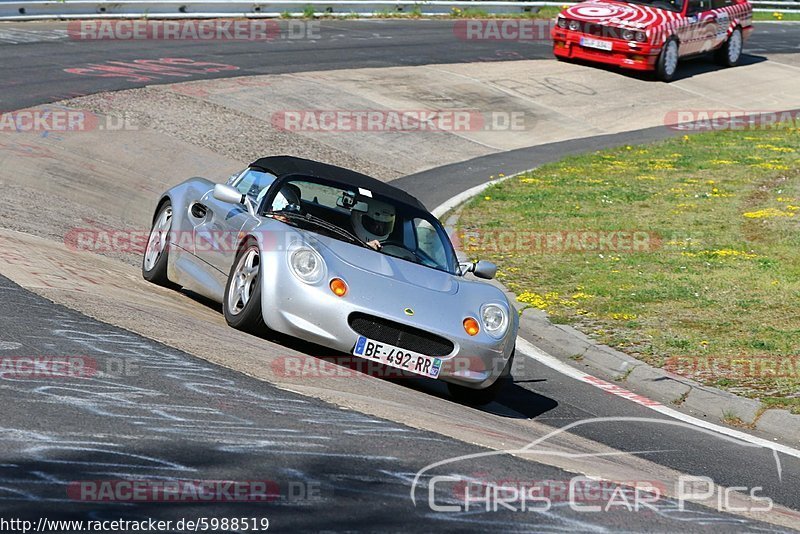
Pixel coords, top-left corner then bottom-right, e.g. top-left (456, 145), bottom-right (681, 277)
top-left (379, 240), bottom-right (419, 262)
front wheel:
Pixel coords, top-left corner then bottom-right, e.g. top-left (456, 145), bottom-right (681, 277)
top-left (223, 239), bottom-right (265, 333)
top-left (715, 27), bottom-right (743, 67)
top-left (656, 38), bottom-right (680, 82)
top-left (142, 201), bottom-right (174, 286)
top-left (447, 349), bottom-right (515, 406)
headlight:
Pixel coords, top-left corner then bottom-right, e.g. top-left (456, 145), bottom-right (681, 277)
top-left (568, 19), bottom-right (581, 31)
top-left (557, 17), bottom-right (567, 29)
top-left (622, 29), bottom-right (635, 41)
top-left (289, 247), bottom-right (325, 284)
top-left (481, 304), bottom-right (509, 338)
top-left (635, 31), bottom-right (647, 42)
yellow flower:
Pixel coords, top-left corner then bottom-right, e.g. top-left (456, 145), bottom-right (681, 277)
top-left (743, 208), bottom-right (795, 219)
top-left (517, 291), bottom-right (561, 310)
top-left (484, 196), bottom-right (492, 201)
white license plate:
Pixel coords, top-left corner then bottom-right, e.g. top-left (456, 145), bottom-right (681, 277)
top-left (353, 336), bottom-right (443, 379)
top-left (580, 37), bottom-right (613, 51)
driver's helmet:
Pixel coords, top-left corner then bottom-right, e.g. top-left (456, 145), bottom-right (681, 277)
top-left (352, 198), bottom-right (396, 242)
top-left (270, 183), bottom-right (301, 212)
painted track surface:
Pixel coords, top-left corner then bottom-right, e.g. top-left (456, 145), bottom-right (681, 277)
top-left (2, 272), bottom-right (787, 531)
top-left (0, 19), bottom-right (799, 111)
top-left (1, 19), bottom-right (799, 530)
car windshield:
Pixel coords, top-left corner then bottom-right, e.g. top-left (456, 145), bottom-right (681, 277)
top-left (262, 176), bottom-right (458, 274)
top-left (626, 0), bottom-right (684, 12)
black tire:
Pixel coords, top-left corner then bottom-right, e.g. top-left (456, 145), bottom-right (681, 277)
top-left (142, 200), bottom-right (174, 286)
top-left (448, 348), bottom-right (515, 406)
top-left (223, 238), bottom-right (265, 334)
top-left (656, 37), bottom-right (680, 82)
top-left (714, 27), bottom-right (743, 67)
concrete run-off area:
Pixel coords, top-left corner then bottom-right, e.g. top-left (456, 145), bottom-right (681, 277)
top-left (1, 50), bottom-right (800, 528)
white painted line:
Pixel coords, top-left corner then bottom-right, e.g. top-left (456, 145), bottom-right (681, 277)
top-left (432, 149), bottom-right (800, 462)
top-left (431, 174), bottom-right (516, 219)
top-left (516, 336), bottom-right (800, 460)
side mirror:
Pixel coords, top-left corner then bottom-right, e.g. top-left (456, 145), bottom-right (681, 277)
top-left (460, 260), bottom-right (497, 280)
top-left (473, 260), bottom-right (497, 280)
top-left (214, 183), bottom-right (245, 204)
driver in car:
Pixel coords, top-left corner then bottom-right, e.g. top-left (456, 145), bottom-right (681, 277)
top-left (269, 183), bottom-right (302, 212)
top-left (351, 198), bottom-right (396, 251)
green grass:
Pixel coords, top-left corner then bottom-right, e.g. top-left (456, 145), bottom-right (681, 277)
top-left (457, 126), bottom-right (800, 406)
top-left (753, 11), bottom-right (800, 22)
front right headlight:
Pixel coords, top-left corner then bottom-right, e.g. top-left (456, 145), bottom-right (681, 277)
top-left (481, 304), bottom-right (509, 338)
top-left (289, 247), bottom-right (325, 284)
top-left (557, 17), bottom-right (568, 29)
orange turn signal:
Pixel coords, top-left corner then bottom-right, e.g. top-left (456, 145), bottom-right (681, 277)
top-left (330, 278), bottom-right (348, 297)
top-left (463, 317), bottom-right (480, 336)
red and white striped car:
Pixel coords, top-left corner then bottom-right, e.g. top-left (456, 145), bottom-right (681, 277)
top-left (552, 0), bottom-right (753, 81)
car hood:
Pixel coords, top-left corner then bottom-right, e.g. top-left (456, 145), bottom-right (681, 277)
top-left (562, 0), bottom-right (682, 29)
top-left (313, 234), bottom-right (460, 295)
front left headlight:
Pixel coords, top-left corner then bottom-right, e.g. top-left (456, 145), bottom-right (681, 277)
top-left (289, 246), bottom-right (326, 284)
top-left (622, 29), bottom-right (635, 41)
top-left (481, 304), bottom-right (509, 338)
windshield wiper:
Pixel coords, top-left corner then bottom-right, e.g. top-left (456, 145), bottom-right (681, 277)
top-left (270, 211), bottom-right (372, 249)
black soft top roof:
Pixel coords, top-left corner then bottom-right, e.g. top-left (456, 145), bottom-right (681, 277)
top-left (249, 155), bottom-right (426, 211)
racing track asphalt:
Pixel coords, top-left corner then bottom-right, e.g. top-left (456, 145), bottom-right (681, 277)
top-left (1, 18), bottom-right (799, 529)
top-left (0, 19), bottom-right (799, 111)
top-left (1, 269), bottom-right (782, 531)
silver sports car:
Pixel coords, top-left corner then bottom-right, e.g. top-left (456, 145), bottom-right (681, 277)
top-left (142, 156), bottom-right (518, 404)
